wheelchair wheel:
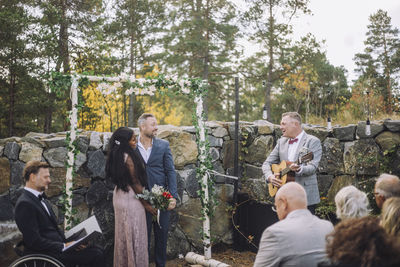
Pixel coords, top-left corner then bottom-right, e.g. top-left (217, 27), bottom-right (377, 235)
top-left (8, 254), bottom-right (65, 267)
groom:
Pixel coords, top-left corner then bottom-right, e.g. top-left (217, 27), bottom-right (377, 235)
top-left (137, 113), bottom-right (178, 267)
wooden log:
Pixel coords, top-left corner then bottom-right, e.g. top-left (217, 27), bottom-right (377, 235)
top-left (185, 252), bottom-right (231, 267)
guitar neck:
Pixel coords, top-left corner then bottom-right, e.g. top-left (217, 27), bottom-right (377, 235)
top-left (281, 159), bottom-right (300, 176)
top-left (281, 167), bottom-right (292, 176)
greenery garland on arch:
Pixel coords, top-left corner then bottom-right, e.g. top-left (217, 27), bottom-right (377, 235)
top-left (48, 72), bottom-right (216, 258)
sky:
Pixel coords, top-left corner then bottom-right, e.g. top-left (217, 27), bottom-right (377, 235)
top-left (237, 0), bottom-right (400, 84)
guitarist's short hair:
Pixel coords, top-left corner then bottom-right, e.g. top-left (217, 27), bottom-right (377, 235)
top-left (282, 112), bottom-right (302, 124)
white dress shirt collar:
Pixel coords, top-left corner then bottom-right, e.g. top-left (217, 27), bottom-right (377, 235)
top-left (137, 135), bottom-right (153, 163)
top-left (287, 130), bottom-right (305, 162)
top-left (24, 186), bottom-right (42, 198)
top-left (290, 130), bottom-right (305, 144)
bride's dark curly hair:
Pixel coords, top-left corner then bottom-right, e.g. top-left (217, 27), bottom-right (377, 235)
top-left (106, 127), bottom-right (147, 192)
top-left (326, 216), bottom-right (400, 267)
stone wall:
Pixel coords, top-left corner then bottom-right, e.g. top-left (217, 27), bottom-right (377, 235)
top-left (0, 119), bottom-right (399, 265)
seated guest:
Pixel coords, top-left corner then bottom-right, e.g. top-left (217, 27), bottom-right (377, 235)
top-left (335, 185), bottom-right (370, 220)
top-left (14, 161), bottom-right (105, 267)
top-left (323, 217), bottom-right (400, 267)
top-left (253, 182), bottom-right (333, 267)
top-left (374, 173), bottom-right (400, 209)
top-left (381, 197), bottom-right (400, 240)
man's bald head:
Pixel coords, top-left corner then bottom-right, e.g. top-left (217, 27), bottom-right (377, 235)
top-left (275, 182), bottom-right (308, 220)
top-left (375, 173), bottom-right (400, 209)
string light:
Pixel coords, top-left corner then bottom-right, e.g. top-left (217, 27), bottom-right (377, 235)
top-left (327, 116), bottom-right (332, 131)
top-left (365, 90), bottom-right (371, 136)
top-left (262, 105), bottom-right (267, 120)
top-left (366, 118), bottom-right (371, 136)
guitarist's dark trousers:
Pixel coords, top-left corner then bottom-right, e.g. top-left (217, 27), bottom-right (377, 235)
top-left (308, 204), bottom-right (317, 215)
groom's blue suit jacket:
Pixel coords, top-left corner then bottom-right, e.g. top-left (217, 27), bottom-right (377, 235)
top-left (138, 137), bottom-right (178, 199)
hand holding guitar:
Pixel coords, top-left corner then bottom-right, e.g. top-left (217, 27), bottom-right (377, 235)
top-left (289, 163), bottom-right (300, 172)
top-left (267, 152), bottom-right (313, 197)
top-left (268, 174), bottom-right (282, 188)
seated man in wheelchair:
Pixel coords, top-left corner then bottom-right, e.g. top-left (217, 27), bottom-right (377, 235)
top-left (14, 161), bottom-right (105, 267)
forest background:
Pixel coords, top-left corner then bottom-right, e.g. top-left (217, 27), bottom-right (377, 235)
top-left (1, 0), bottom-right (399, 138)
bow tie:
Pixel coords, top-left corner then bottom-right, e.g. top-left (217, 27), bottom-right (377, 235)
top-left (288, 138), bottom-right (298, 145)
top-left (38, 193), bottom-right (47, 201)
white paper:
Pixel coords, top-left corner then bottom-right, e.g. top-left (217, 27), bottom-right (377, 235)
top-left (65, 215), bottom-right (102, 240)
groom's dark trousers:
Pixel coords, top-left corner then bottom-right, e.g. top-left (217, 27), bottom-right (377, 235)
top-left (146, 210), bottom-right (170, 267)
top-left (14, 189), bottom-right (104, 267)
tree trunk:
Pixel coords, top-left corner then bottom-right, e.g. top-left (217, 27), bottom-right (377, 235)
top-left (123, 94), bottom-right (127, 126)
top-left (59, 0), bottom-right (70, 73)
top-left (8, 73), bottom-right (16, 137)
top-left (382, 37), bottom-right (392, 114)
top-left (44, 109), bottom-right (52, 133)
top-left (50, 0), bottom-right (70, 132)
top-left (116, 102), bottom-right (120, 127)
top-left (264, 3), bottom-right (274, 122)
top-left (128, 0), bottom-right (138, 127)
top-left (202, 0), bottom-right (210, 120)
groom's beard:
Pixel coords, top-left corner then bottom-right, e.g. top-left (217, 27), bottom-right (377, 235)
top-left (145, 131), bottom-right (156, 139)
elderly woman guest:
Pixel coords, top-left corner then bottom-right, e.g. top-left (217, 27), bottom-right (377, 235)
top-left (334, 185), bottom-right (370, 220)
top-left (381, 197), bottom-right (400, 240)
top-left (106, 127), bottom-right (156, 267)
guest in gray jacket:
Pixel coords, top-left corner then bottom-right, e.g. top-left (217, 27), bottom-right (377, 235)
top-left (263, 112), bottom-right (322, 213)
top-left (253, 182), bottom-right (333, 267)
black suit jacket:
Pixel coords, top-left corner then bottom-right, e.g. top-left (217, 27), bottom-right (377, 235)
top-left (14, 189), bottom-right (65, 255)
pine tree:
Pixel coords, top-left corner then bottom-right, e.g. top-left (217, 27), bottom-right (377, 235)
top-left (104, 0), bottom-right (166, 126)
top-left (0, 0), bottom-right (35, 136)
top-left (160, 0), bottom-right (240, 120)
top-left (241, 0), bottom-right (317, 121)
top-left (28, 0), bottom-right (103, 132)
top-left (354, 9), bottom-right (400, 114)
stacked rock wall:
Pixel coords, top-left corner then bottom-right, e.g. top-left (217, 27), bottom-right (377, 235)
top-left (0, 119), bottom-right (399, 265)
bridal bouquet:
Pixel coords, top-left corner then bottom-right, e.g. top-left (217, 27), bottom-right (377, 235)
top-left (136, 185), bottom-right (173, 226)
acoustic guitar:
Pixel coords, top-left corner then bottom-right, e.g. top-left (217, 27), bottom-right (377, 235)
top-left (268, 152), bottom-right (314, 197)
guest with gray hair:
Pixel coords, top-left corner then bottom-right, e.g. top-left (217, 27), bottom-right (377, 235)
top-left (335, 185), bottom-right (370, 220)
top-left (374, 173), bottom-right (400, 210)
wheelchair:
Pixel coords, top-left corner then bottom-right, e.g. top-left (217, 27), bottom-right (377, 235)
top-left (9, 240), bottom-right (65, 267)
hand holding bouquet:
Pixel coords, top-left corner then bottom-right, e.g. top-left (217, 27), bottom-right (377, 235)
top-left (136, 185), bottom-right (174, 226)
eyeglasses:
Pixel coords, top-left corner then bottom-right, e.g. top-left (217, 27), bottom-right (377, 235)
top-left (271, 206), bottom-right (277, 213)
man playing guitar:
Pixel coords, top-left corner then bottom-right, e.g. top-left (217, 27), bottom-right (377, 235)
top-left (262, 112), bottom-right (322, 214)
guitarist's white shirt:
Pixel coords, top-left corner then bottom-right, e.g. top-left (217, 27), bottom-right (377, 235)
top-left (288, 130), bottom-right (305, 162)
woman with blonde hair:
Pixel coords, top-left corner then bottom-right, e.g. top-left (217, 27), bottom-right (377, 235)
top-left (381, 197), bottom-right (400, 239)
top-left (334, 185), bottom-right (370, 220)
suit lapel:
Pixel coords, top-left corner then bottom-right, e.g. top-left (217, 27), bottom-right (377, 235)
top-left (282, 138), bottom-right (289, 161)
top-left (43, 199), bottom-right (58, 223)
top-left (147, 138), bottom-right (158, 164)
top-left (24, 191), bottom-right (59, 229)
top-left (294, 133), bottom-right (308, 161)
top-left (136, 147), bottom-right (146, 164)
